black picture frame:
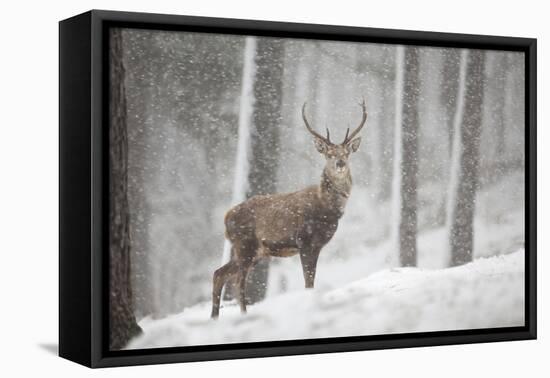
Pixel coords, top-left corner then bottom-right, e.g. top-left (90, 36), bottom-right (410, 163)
top-left (59, 9), bottom-right (537, 368)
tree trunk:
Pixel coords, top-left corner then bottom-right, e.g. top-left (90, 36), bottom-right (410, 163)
top-left (398, 47), bottom-right (420, 267)
top-left (245, 37), bottom-right (285, 303)
top-left (493, 53), bottom-right (509, 161)
top-left (223, 37), bottom-right (285, 304)
top-left (440, 49), bottom-right (462, 152)
top-left (124, 31), bottom-right (155, 319)
top-left (447, 50), bottom-right (486, 266)
top-left (222, 36), bottom-right (256, 301)
top-left (109, 28), bottom-right (142, 350)
top-left (433, 49), bottom-right (463, 227)
top-left (391, 46), bottom-right (419, 267)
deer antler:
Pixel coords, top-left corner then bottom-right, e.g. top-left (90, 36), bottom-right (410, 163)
top-left (302, 103), bottom-right (332, 145)
top-left (342, 98), bottom-right (367, 144)
top-left (343, 127), bottom-right (350, 143)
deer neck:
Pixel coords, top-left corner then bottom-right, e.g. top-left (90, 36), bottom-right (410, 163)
top-left (318, 168), bottom-right (352, 217)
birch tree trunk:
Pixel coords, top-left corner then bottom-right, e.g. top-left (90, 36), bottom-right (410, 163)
top-left (222, 37), bottom-right (256, 301)
top-left (221, 37), bottom-right (257, 268)
top-left (431, 49), bottom-right (463, 227)
top-left (223, 36), bottom-right (285, 304)
top-left (109, 28), bottom-right (142, 350)
top-left (245, 37), bottom-right (285, 303)
top-left (447, 50), bottom-right (486, 266)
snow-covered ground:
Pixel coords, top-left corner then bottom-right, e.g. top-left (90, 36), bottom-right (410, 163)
top-left (128, 249), bottom-right (524, 349)
top-left (264, 178), bottom-right (525, 298)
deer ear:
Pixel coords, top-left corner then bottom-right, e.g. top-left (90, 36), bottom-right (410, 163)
top-left (347, 137), bottom-right (361, 153)
top-left (313, 138), bottom-right (328, 154)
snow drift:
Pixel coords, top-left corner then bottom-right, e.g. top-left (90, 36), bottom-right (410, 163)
top-left (128, 249), bottom-right (524, 349)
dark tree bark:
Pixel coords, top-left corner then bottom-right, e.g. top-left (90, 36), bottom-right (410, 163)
top-left (440, 49), bottom-right (462, 152)
top-left (398, 47), bottom-right (420, 267)
top-left (244, 37), bottom-right (285, 304)
top-left (109, 28), bottom-right (142, 350)
top-left (124, 31), bottom-right (155, 318)
top-left (449, 50), bottom-right (486, 266)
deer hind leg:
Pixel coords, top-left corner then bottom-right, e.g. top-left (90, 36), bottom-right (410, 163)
top-left (211, 259), bottom-right (239, 319)
top-left (237, 264), bottom-right (250, 314)
top-left (299, 248), bottom-right (321, 289)
top-left (237, 252), bottom-right (258, 314)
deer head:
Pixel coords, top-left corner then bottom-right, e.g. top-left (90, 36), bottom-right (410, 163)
top-left (302, 99), bottom-right (367, 178)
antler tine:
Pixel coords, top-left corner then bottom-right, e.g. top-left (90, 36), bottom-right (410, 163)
top-left (302, 102), bottom-right (331, 144)
top-left (326, 128), bottom-right (331, 143)
top-left (343, 98), bottom-right (367, 144)
top-left (343, 127), bottom-right (350, 143)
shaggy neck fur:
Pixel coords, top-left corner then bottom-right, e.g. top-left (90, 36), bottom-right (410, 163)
top-left (318, 167), bottom-right (352, 217)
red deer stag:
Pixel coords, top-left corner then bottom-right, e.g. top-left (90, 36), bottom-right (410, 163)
top-left (211, 100), bottom-right (367, 318)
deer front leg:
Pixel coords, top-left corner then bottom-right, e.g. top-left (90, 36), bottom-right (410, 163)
top-left (299, 248), bottom-right (321, 289)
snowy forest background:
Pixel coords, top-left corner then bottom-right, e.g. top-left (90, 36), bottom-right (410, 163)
top-left (108, 27), bottom-right (526, 350)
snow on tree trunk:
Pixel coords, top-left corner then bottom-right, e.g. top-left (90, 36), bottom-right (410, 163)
top-left (431, 49), bottom-right (463, 228)
top-left (446, 50), bottom-right (486, 266)
top-left (391, 46), bottom-right (419, 267)
top-left (109, 28), bottom-right (142, 350)
top-left (441, 49), bottom-right (462, 153)
top-left (222, 36), bottom-right (285, 304)
top-left (221, 37), bottom-right (257, 300)
top-left (245, 37), bottom-right (285, 304)
top-left (221, 36), bottom-right (257, 267)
